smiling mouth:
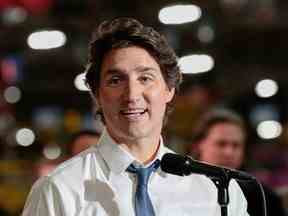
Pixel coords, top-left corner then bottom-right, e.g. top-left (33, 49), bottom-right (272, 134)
top-left (120, 109), bottom-right (148, 118)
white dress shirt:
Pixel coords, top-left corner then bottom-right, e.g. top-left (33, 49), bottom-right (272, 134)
top-left (22, 128), bottom-right (249, 216)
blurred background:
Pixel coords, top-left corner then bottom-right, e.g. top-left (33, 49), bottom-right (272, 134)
top-left (1, 0), bottom-right (288, 215)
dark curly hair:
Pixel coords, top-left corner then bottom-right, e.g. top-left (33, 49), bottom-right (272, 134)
top-left (85, 17), bottom-right (182, 123)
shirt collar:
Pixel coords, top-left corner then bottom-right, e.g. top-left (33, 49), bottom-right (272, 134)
top-left (97, 128), bottom-right (167, 175)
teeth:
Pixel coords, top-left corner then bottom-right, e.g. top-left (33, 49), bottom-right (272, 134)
top-left (121, 109), bottom-right (146, 115)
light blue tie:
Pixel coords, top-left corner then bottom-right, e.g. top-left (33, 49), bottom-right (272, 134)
top-left (127, 160), bottom-right (160, 216)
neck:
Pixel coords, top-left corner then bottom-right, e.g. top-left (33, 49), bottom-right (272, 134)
top-left (120, 136), bottom-right (161, 164)
top-left (108, 131), bottom-right (161, 164)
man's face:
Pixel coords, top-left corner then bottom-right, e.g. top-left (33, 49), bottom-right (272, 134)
top-left (198, 122), bottom-right (245, 169)
top-left (97, 46), bottom-right (174, 143)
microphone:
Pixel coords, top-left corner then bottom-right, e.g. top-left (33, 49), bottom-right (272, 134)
top-left (161, 153), bottom-right (255, 181)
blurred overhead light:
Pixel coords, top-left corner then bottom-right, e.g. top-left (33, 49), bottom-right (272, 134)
top-left (197, 25), bottom-right (215, 43)
top-left (4, 86), bottom-right (21, 104)
top-left (256, 120), bottom-right (282, 140)
top-left (179, 54), bottom-right (214, 74)
top-left (43, 145), bottom-right (61, 160)
top-left (159, 4), bottom-right (202, 24)
top-left (74, 73), bottom-right (89, 91)
top-left (16, 128), bottom-right (35, 146)
top-left (2, 7), bottom-right (27, 25)
top-left (27, 30), bottom-right (66, 50)
top-left (255, 79), bottom-right (278, 98)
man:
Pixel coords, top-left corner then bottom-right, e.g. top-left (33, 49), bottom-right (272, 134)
top-left (22, 18), bottom-right (248, 216)
top-left (190, 109), bottom-right (246, 169)
top-left (190, 109), bottom-right (285, 216)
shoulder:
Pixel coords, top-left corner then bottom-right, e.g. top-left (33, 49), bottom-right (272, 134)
top-left (24, 147), bottom-right (103, 207)
top-left (44, 146), bottom-right (102, 185)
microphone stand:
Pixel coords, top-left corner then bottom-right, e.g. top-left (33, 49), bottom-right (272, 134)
top-left (210, 170), bottom-right (230, 216)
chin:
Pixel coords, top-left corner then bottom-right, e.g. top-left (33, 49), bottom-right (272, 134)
top-left (124, 128), bottom-right (150, 139)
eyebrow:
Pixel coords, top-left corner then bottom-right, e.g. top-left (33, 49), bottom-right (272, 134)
top-left (103, 66), bottom-right (157, 76)
top-left (134, 66), bottom-right (158, 73)
top-left (103, 69), bottom-right (123, 76)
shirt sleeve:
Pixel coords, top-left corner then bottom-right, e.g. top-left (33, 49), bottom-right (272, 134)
top-left (229, 179), bottom-right (250, 216)
top-left (21, 177), bottom-right (64, 216)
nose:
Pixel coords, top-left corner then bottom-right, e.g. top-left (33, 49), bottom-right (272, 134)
top-left (123, 79), bottom-right (142, 103)
top-left (223, 145), bottom-right (235, 158)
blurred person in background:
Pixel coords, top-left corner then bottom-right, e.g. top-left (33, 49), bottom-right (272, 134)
top-left (67, 129), bottom-right (101, 157)
top-left (189, 108), bottom-right (286, 216)
top-left (34, 130), bottom-right (100, 178)
top-left (34, 158), bottom-right (64, 178)
top-left (21, 17), bottom-right (248, 216)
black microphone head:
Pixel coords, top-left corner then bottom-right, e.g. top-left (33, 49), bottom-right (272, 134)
top-left (161, 153), bottom-right (256, 181)
top-left (161, 153), bottom-right (191, 176)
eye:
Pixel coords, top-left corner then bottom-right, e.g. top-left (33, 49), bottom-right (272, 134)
top-left (216, 141), bottom-right (226, 148)
top-left (107, 75), bottom-right (123, 86)
top-left (139, 74), bottom-right (154, 84)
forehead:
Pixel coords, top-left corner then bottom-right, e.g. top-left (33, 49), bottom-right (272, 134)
top-left (208, 123), bottom-right (245, 139)
top-left (100, 46), bottom-right (160, 74)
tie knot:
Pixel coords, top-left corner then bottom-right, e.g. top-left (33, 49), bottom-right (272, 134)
top-left (127, 160), bottom-right (160, 186)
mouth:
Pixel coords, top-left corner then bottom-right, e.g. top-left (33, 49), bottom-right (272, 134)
top-left (120, 108), bottom-right (148, 119)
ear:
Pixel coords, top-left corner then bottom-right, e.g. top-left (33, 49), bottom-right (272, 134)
top-left (165, 87), bottom-right (175, 103)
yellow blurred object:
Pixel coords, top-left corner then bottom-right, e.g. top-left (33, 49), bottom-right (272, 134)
top-left (64, 110), bottom-right (81, 133)
top-left (0, 183), bottom-right (29, 214)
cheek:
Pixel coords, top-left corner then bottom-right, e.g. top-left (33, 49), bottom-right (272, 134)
top-left (199, 142), bottom-right (214, 156)
top-left (99, 89), bottom-right (119, 106)
top-left (149, 95), bottom-right (168, 116)
top-left (237, 148), bottom-right (244, 158)
top-left (146, 87), bottom-right (171, 106)
top-left (98, 92), bottom-right (120, 118)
